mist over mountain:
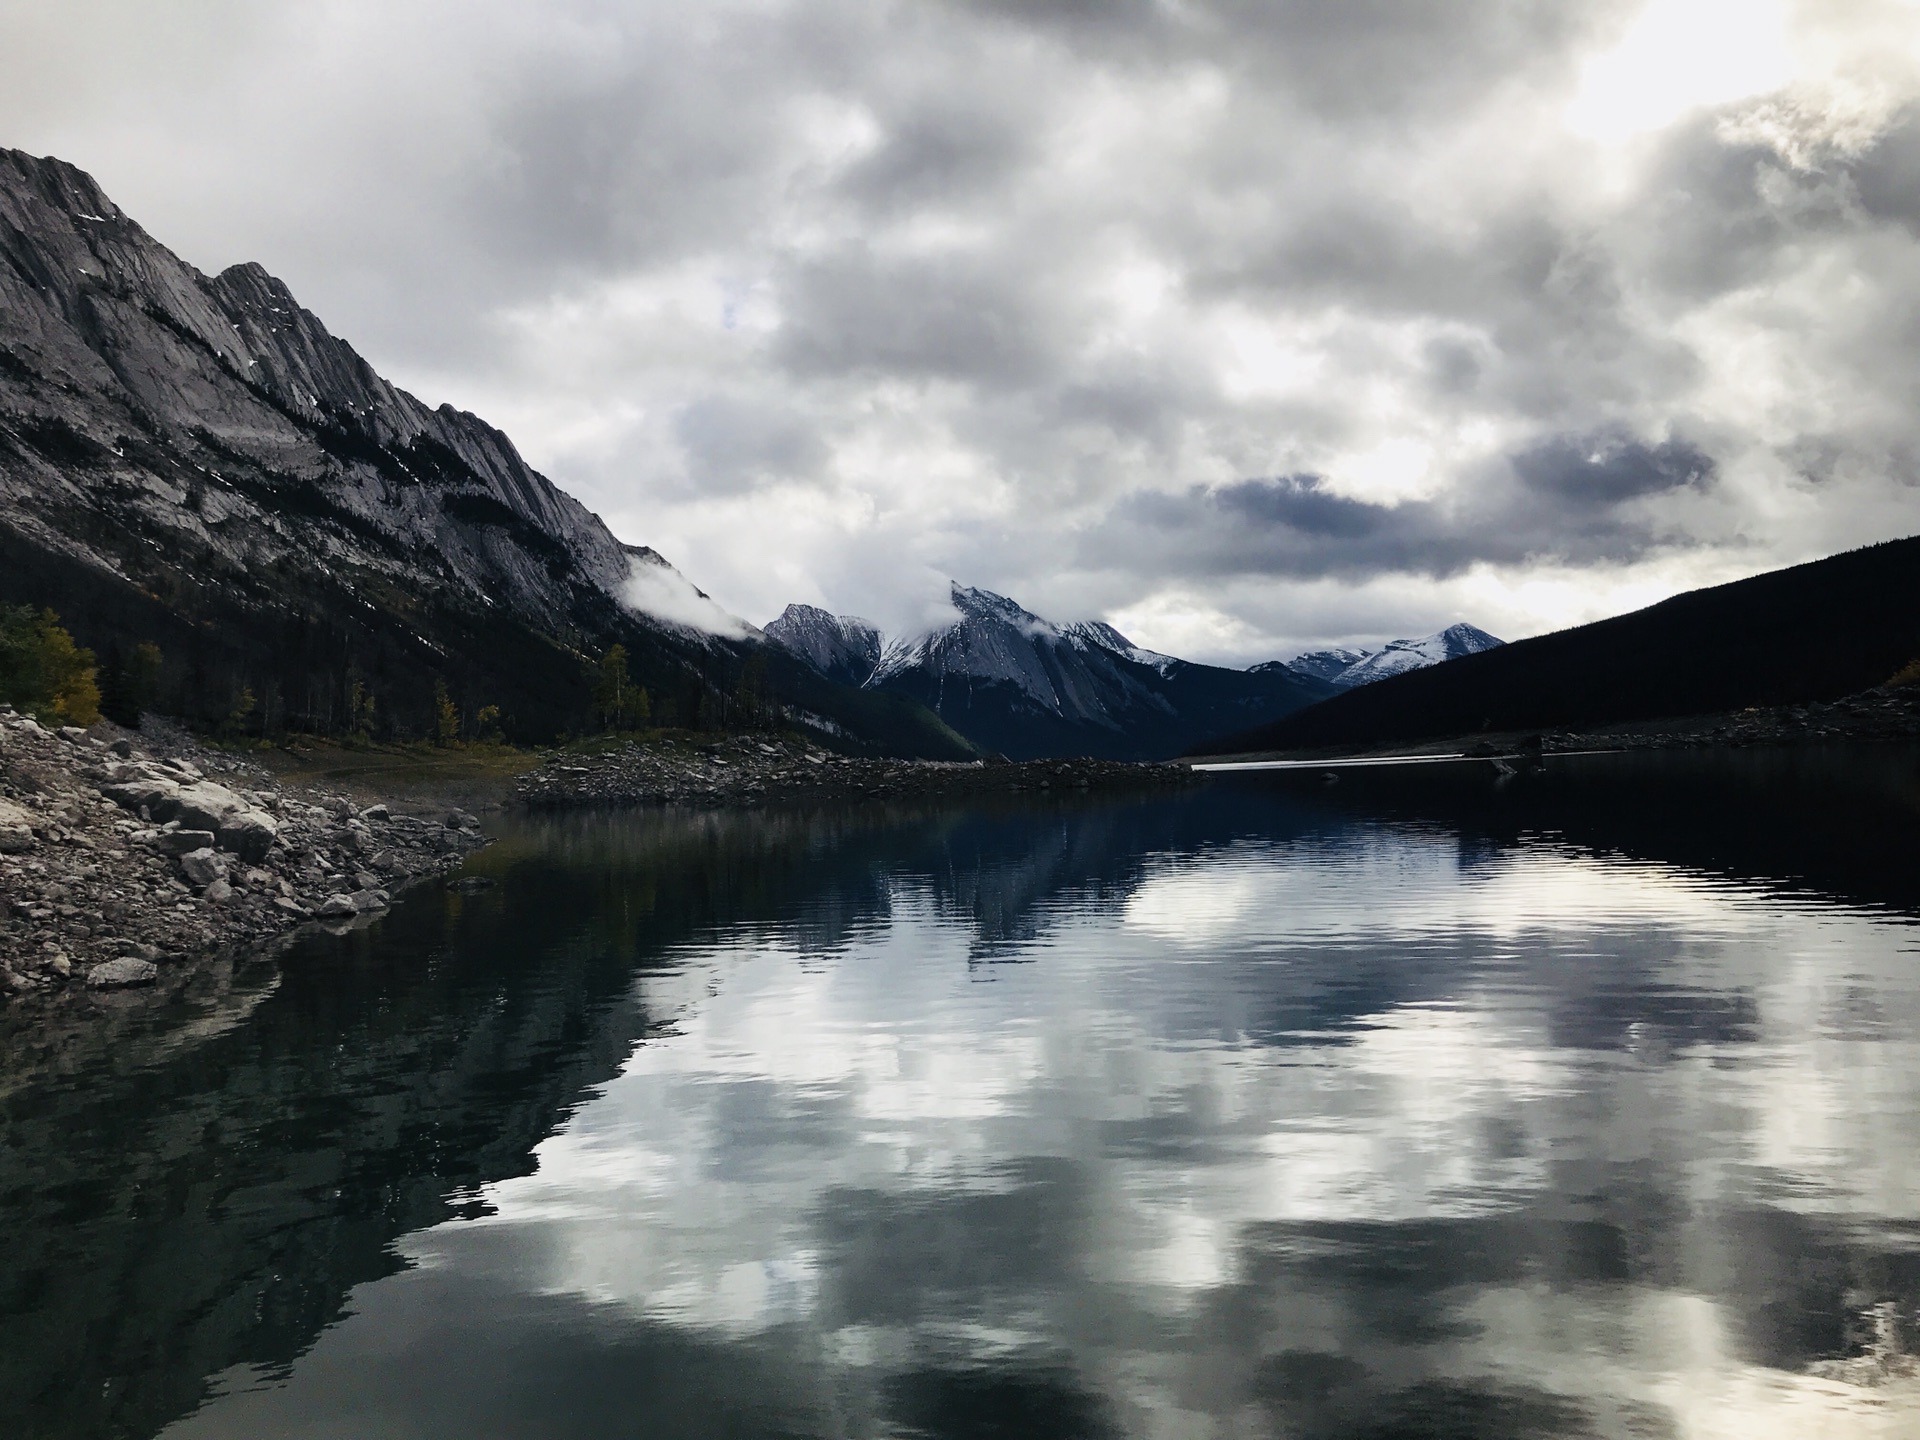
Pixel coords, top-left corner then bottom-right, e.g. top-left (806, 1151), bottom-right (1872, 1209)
top-left (0, 149), bottom-right (967, 755)
top-left (767, 583), bottom-right (1332, 761)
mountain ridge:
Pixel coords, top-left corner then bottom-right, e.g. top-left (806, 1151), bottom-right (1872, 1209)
top-left (1196, 536), bottom-right (1920, 755)
top-left (767, 582), bottom-right (1333, 760)
top-left (0, 148), bottom-right (970, 755)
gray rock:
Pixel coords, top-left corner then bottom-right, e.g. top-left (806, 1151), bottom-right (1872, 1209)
top-left (351, 890), bottom-right (389, 913)
top-left (352, 870), bottom-right (379, 890)
top-left (109, 738), bottom-right (134, 758)
top-left (164, 780), bottom-right (250, 834)
top-left (178, 848), bottom-right (227, 887)
top-left (0, 824), bottom-right (34, 854)
top-left (102, 777), bottom-right (180, 814)
top-left (216, 810), bottom-right (278, 862)
top-left (87, 957), bottom-right (158, 988)
top-left (316, 894), bottom-right (358, 919)
top-left (362, 803), bottom-right (391, 821)
top-left (203, 877), bottom-right (234, 903)
top-left (156, 828), bottom-right (217, 855)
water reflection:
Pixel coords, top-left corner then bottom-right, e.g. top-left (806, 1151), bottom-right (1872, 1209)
top-left (4, 748), bottom-right (1920, 1437)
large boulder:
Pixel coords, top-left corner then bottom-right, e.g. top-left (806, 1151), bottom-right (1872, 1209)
top-left (0, 799), bottom-right (35, 853)
top-left (164, 780), bottom-right (250, 833)
top-left (100, 776), bottom-right (180, 814)
top-left (216, 810), bottom-right (279, 863)
top-left (87, 957), bottom-right (158, 988)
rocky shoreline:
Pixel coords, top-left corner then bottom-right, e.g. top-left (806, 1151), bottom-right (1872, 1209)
top-left (513, 732), bottom-right (1196, 808)
top-left (0, 707), bottom-right (488, 1003)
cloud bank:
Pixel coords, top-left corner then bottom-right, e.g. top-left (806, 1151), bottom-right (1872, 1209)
top-left (7, 0), bottom-right (1920, 660)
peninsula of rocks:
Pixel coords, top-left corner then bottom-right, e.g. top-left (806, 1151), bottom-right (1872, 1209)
top-left (513, 732), bottom-right (1194, 808)
top-left (0, 708), bottom-right (487, 999)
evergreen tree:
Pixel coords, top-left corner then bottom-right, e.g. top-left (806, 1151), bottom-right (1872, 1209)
top-left (0, 606), bottom-right (101, 726)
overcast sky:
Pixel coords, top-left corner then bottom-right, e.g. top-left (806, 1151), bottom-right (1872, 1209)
top-left (5, 0), bottom-right (1920, 661)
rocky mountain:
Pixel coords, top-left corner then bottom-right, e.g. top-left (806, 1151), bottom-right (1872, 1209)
top-left (0, 148), bottom-right (967, 755)
top-left (762, 604), bottom-right (883, 687)
top-left (1262, 627), bottom-right (1503, 692)
top-left (1197, 536), bottom-right (1920, 755)
top-left (1329, 623), bottom-right (1504, 688)
top-left (769, 584), bottom-right (1332, 760)
top-left (1268, 647), bottom-right (1371, 687)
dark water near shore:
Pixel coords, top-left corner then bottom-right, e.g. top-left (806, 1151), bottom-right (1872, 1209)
top-left (7, 746), bottom-right (1920, 1439)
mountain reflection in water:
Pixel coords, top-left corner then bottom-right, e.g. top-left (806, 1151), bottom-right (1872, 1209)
top-left (4, 746), bottom-right (1920, 1438)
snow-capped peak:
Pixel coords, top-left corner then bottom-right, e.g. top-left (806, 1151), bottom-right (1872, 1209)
top-left (1331, 623), bottom-right (1503, 687)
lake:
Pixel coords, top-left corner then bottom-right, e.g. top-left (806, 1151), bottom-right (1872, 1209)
top-left (5, 747), bottom-right (1920, 1439)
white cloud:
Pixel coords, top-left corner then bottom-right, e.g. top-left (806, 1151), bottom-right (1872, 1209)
top-left (620, 552), bottom-right (755, 639)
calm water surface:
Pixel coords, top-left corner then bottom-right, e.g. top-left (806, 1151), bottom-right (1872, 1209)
top-left (7, 748), bottom-right (1920, 1439)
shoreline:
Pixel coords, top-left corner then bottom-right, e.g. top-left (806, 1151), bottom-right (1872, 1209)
top-left (0, 707), bottom-right (489, 1010)
top-left (13, 686), bottom-right (1919, 1017)
top-left (1186, 684), bottom-right (1920, 767)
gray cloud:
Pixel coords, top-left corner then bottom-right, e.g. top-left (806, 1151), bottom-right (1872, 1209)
top-left (1097, 432), bottom-right (1717, 581)
top-left (3, 0), bottom-right (1919, 658)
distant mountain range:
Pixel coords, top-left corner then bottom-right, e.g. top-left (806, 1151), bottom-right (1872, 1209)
top-left (1275, 624), bottom-right (1504, 691)
top-left (763, 588), bottom-right (1503, 761)
top-left (1200, 536), bottom-right (1920, 755)
top-left (0, 146), bottom-right (1529, 764)
top-left (0, 148), bottom-right (968, 756)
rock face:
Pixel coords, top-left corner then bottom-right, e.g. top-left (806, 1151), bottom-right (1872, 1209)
top-left (0, 150), bottom-right (632, 617)
top-left (0, 149), bottom-right (963, 757)
top-left (775, 584), bottom-right (1333, 761)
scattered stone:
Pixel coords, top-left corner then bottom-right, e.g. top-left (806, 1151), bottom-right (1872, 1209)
top-left (2, 716), bottom-right (490, 1011)
top-left (86, 956), bottom-right (159, 988)
top-left (316, 894), bottom-right (359, 919)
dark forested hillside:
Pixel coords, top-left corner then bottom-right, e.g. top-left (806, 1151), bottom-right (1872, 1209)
top-left (1197, 535), bottom-right (1920, 754)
